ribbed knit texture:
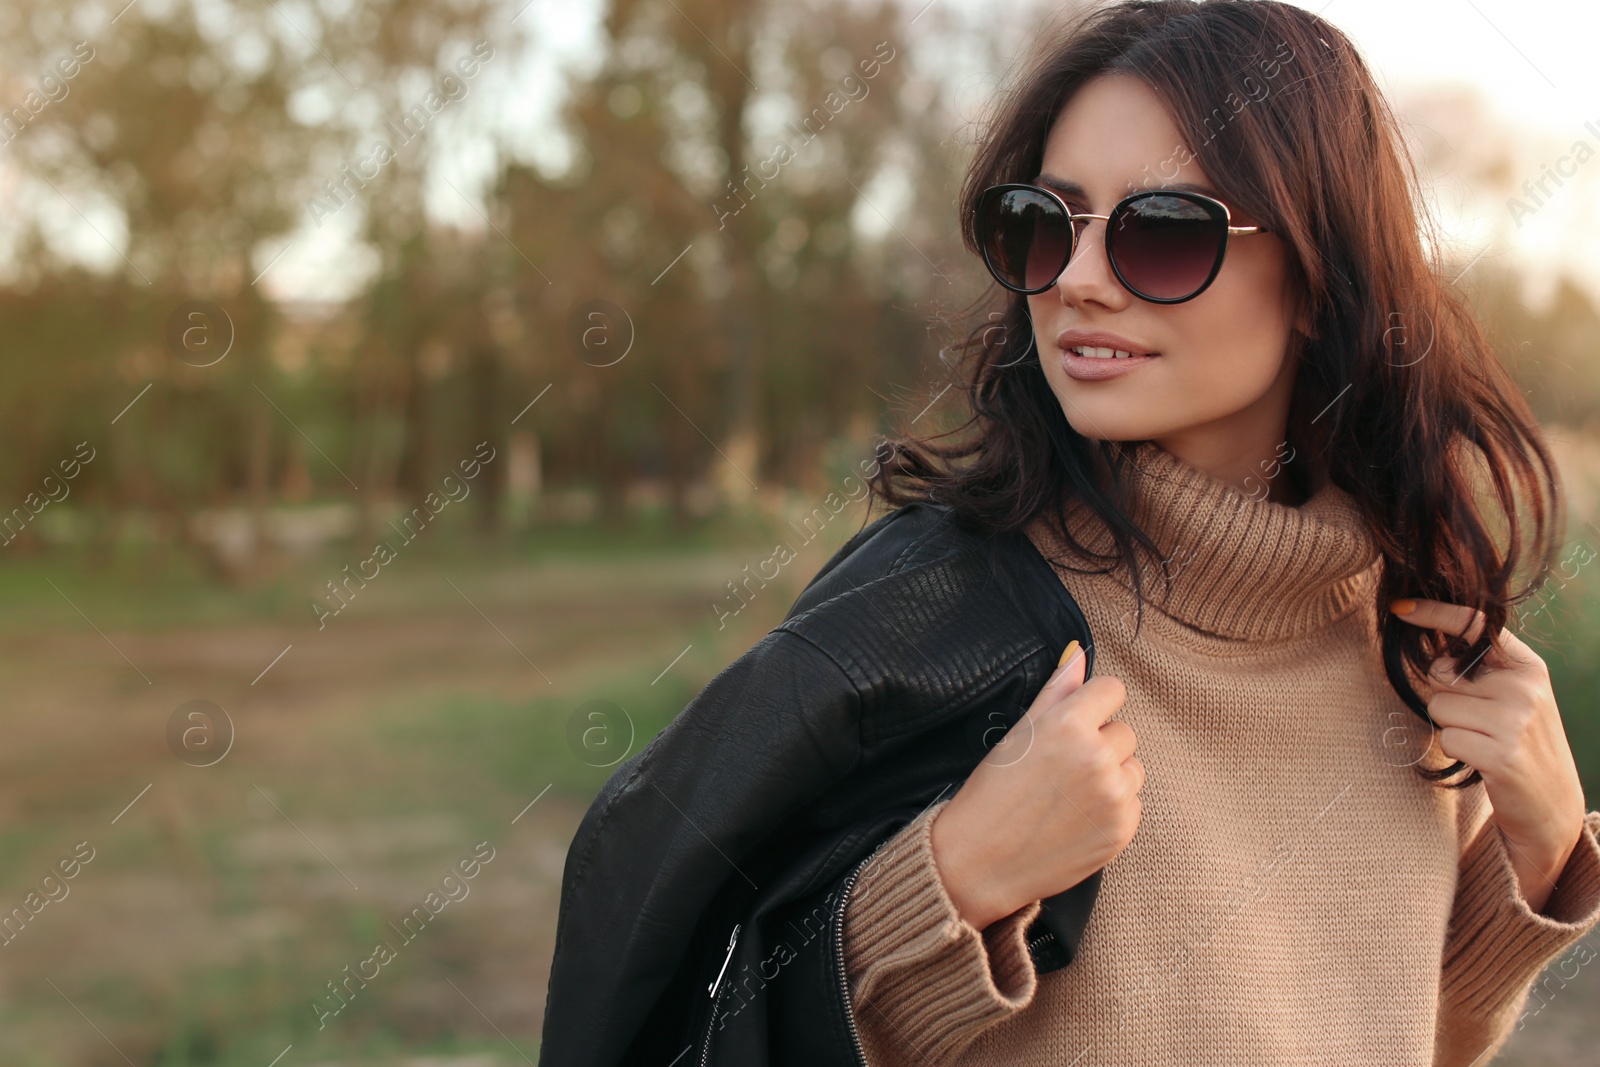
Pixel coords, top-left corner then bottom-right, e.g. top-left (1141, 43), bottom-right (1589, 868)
top-left (840, 441), bottom-right (1600, 1066)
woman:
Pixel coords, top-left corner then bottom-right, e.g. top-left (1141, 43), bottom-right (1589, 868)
top-left (837, 1), bottom-right (1600, 1065)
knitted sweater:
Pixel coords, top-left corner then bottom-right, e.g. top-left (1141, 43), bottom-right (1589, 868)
top-left (840, 440), bottom-right (1600, 1066)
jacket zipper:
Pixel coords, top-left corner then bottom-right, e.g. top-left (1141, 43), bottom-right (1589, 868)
top-left (699, 923), bottom-right (740, 1067)
top-left (828, 791), bottom-right (956, 1065)
top-left (708, 923), bottom-right (741, 997)
top-left (830, 854), bottom-right (872, 1067)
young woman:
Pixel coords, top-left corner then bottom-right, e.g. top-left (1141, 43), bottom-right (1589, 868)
top-left (838, 2), bottom-right (1600, 1065)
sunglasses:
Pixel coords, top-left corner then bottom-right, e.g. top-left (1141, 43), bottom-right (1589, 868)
top-left (975, 183), bottom-right (1270, 303)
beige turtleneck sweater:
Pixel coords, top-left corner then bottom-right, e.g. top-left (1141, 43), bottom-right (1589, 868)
top-left (840, 441), bottom-right (1600, 1066)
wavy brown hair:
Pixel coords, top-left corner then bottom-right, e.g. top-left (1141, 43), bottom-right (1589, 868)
top-left (864, 0), bottom-right (1564, 789)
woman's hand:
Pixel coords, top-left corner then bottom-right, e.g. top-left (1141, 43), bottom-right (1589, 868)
top-left (930, 641), bottom-right (1144, 931)
top-left (1391, 597), bottom-right (1589, 914)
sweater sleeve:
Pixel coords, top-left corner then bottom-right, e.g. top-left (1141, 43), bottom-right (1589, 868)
top-left (1433, 808), bottom-right (1600, 1067)
top-left (839, 796), bottom-right (1044, 1067)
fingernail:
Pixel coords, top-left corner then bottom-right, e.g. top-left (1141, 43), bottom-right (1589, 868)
top-left (1390, 598), bottom-right (1416, 615)
top-left (1047, 640), bottom-right (1081, 684)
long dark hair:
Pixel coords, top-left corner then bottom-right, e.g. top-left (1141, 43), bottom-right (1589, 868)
top-left (865, 0), bottom-right (1563, 789)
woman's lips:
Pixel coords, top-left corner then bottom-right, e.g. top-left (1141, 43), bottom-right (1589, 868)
top-left (1060, 346), bottom-right (1161, 381)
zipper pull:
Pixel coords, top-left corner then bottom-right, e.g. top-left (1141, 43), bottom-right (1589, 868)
top-left (708, 923), bottom-right (741, 998)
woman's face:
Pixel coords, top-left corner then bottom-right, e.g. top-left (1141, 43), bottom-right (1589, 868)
top-left (1027, 73), bottom-right (1305, 483)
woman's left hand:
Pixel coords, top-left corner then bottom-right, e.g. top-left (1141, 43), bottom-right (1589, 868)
top-left (1391, 597), bottom-right (1589, 915)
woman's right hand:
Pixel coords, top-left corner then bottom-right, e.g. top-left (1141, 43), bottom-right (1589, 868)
top-left (929, 642), bottom-right (1144, 930)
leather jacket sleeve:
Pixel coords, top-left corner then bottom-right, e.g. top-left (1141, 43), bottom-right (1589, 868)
top-left (539, 502), bottom-right (1101, 1067)
top-left (539, 621), bottom-right (866, 1067)
top-left (541, 506), bottom-right (934, 1066)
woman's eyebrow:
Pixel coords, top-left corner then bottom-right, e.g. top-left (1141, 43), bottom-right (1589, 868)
top-left (1033, 173), bottom-right (1219, 198)
top-left (1033, 174), bottom-right (1088, 197)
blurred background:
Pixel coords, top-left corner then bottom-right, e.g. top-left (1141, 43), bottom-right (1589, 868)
top-left (2, 0), bottom-right (1600, 1063)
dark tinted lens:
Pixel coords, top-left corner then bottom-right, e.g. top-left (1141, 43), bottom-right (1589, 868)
top-left (979, 187), bottom-right (1073, 291)
top-left (1108, 194), bottom-right (1224, 300)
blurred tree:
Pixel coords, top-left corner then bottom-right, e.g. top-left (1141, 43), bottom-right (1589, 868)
top-left (0, 1), bottom-right (311, 574)
top-left (313, 0), bottom-right (502, 539)
top-left (492, 0), bottom-right (984, 529)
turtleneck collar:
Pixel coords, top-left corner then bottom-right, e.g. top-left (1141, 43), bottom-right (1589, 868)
top-left (1028, 441), bottom-right (1383, 642)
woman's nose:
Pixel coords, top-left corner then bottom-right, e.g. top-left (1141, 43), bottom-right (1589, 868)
top-left (1050, 219), bottom-right (1130, 308)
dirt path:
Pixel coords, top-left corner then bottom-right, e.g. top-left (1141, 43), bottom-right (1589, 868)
top-left (0, 549), bottom-right (808, 1064)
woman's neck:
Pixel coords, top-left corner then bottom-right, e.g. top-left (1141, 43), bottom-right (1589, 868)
top-left (1151, 432), bottom-right (1312, 508)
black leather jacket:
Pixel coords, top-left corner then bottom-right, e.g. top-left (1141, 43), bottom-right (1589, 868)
top-left (539, 500), bottom-right (1102, 1066)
